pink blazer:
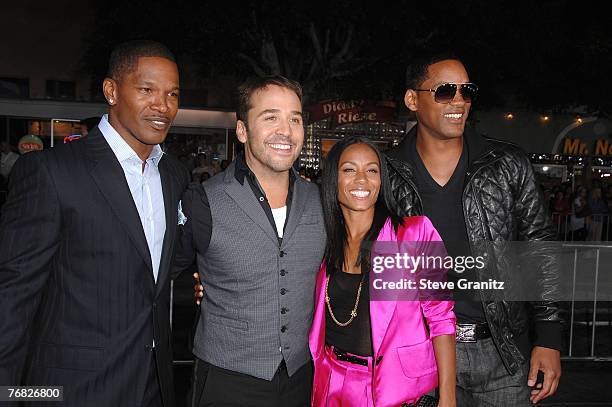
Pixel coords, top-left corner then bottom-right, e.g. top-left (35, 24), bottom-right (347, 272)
top-left (309, 216), bottom-right (456, 407)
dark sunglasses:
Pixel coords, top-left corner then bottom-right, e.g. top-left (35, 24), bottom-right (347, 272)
top-left (414, 82), bottom-right (478, 104)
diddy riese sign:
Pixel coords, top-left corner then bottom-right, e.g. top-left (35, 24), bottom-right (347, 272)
top-left (306, 100), bottom-right (397, 127)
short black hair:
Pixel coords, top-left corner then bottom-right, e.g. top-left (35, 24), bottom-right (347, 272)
top-left (236, 75), bottom-right (302, 123)
top-left (405, 50), bottom-right (463, 89)
top-left (107, 40), bottom-right (176, 80)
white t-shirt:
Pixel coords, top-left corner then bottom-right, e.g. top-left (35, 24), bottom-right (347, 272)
top-left (271, 206), bottom-right (287, 238)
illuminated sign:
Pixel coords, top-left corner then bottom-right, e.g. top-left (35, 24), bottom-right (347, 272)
top-left (64, 134), bottom-right (82, 143)
top-left (562, 138), bottom-right (612, 156)
top-left (306, 100), bottom-right (396, 127)
top-left (18, 134), bottom-right (44, 154)
top-left (553, 117), bottom-right (612, 157)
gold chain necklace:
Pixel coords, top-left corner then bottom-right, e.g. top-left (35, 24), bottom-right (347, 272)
top-left (325, 273), bottom-right (365, 327)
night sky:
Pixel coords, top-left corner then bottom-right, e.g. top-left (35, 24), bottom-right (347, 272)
top-left (2, 0), bottom-right (612, 112)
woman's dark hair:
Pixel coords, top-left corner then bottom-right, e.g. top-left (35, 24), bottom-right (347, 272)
top-left (320, 136), bottom-right (402, 274)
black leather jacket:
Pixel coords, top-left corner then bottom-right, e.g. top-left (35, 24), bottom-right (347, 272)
top-left (387, 127), bottom-right (563, 374)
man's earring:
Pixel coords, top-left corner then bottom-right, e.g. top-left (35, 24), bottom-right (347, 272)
top-left (108, 99), bottom-right (114, 105)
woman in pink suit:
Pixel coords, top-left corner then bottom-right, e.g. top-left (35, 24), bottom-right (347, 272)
top-left (310, 136), bottom-right (456, 407)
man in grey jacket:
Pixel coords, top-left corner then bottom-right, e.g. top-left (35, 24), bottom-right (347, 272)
top-left (176, 75), bottom-right (325, 407)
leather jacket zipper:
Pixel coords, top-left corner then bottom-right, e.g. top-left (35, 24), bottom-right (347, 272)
top-left (461, 151), bottom-right (514, 372)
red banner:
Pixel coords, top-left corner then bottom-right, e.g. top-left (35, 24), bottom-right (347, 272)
top-left (306, 100), bottom-right (397, 127)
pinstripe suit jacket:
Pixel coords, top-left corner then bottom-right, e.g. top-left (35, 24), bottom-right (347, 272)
top-left (0, 128), bottom-right (189, 406)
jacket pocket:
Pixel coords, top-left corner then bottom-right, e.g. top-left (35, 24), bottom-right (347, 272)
top-left (206, 312), bottom-right (249, 331)
top-left (396, 339), bottom-right (437, 378)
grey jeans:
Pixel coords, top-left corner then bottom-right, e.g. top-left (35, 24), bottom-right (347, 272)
top-left (456, 338), bottom-right (533, 407)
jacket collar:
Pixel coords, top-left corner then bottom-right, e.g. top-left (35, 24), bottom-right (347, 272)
top-left (310, 220), bottom-right (400, 359)
top-left (222, 159), bottom-right (304, 245)
top-left (82, 128), bottom-right (177, 295)
top-left (463, 127), bottom-right (498, 168)
top-left (392, 124), bottom-right (501, 170)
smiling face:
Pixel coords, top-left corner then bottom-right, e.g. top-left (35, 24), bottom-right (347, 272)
top-left (103, 56), bottom-right (179, 159)
top-left (337, 143), bottom-right (381, 214)
top-left (405, 59), bottom-right (472, 140)
top-left (236, 84), bottom-right (304, 177)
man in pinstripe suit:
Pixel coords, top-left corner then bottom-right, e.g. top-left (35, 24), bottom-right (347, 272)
top-left (0, 40), bottom-right (189, 407)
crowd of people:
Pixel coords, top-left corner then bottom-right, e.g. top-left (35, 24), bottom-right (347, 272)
top-left (184, 153), bottom-right (229, 184)
top-left (544, 181), bottom-right (612, 241)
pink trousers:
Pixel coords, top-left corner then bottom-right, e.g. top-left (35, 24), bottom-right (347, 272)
top-left (312, 346), bottom-right (375, 407)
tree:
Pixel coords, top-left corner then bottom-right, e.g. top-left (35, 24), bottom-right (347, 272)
top-left (236, 18), bottom-right (370, 102)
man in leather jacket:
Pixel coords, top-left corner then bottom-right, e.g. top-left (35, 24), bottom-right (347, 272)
top-left (387, 52), bottom-right (563, 406)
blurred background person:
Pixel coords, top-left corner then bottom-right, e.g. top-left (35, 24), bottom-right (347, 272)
top-left (0, 141), bottom-right (19, 180)
top-left (191, 152), bottom-right (214, 181)
top-left (569, 186), bottom-right (590, 241)
top-left (606, 185), bottom-right (612, 240)
top-left (80, 116), bottom-right (102, 137)
top-left (551, 190), bottom-right (571, 240)
top-left (587, 187), bottom-right (608, 241)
